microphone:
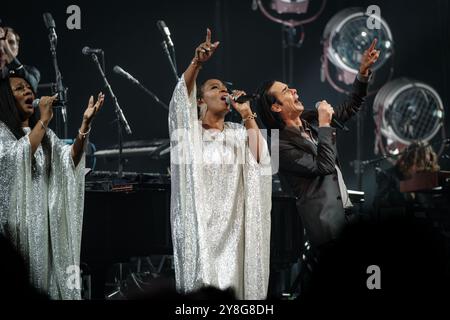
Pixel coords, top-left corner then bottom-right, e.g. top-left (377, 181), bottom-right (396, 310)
top-left (82, 46), bottom-right (103, 55)
top-left (315, 101), bottom-right (349, 132)
top-left (157, 20), bottom-right (174, 48)
top-left (225, 94), bottom-right (259, 106)
top-left (32, 98), bottom-right (61, 109)
top-left (113, 65), bottom-right (139, 85)
top-left (43, 12), bottom-right (57, 42)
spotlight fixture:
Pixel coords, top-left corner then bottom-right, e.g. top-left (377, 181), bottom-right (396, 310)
top-left (373, 78), bottom-right (446, 157)
top-left (271, 0), bottom-right (310, 14)
top-left (321, 7), bottom-right (394, 89)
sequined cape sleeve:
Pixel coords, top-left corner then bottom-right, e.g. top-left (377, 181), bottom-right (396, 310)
top-left (0, 122), bottom-right (32, 239)
top-left (46, 128), bottom-right (85, 300)
top-left (168, 76), bottom-right (206, 294)
top-left (242, 127), bottom-right (272, 299)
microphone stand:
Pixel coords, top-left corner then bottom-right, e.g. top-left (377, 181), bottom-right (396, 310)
top-left (117, 71), bottom-right (169, 111)
top-left (161, 41), bottom-right (178, 82)
top-left (136, 82), bottom-right (169, 111)
top-left (88, 53), bottom-right (132, 179)
top-left (360, 138), bottom-right (450, 168)
top-left (47, 28), bottom-right (69, 138)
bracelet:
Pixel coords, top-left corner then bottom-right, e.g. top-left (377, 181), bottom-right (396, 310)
top-left (39, 120), bottom-right (47, 130)
top-left (191, 58), bottom-right (203, 69)
top-left (243, 112), bottom-right (257, 123)
top-left (78, 127), bottom-right (91, 139)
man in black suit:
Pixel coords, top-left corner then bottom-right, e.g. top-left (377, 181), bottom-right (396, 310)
top-left (255, 40), bottom-right (380, 252)
top-left (0, 26), bottom-right (40, 92)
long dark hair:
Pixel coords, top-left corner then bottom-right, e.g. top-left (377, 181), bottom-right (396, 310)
top-left (0, 75), bottom-right (51, 161)
top-left (254, 80), bottom-right (285, 132)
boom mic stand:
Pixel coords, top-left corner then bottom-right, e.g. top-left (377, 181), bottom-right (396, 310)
top-left (87, 52), bottom-right (132, 179)
top-left (44, 12), bottom-right (69, 138)
top-left (113, 66), bottom-right (169, 111)
top-left (161, 41), bottom-right (178, 82)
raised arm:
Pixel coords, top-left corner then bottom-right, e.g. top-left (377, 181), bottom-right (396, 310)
top-left (183, 28), bottom-right (220, 96)
top-left (334, 38), bottom-right (381, 123)
top-left (28, 94), bottom-right (58, 155)
top-left (229, 91), bottom-right (270, 164)
top-left (71, 93), bottom-right (105, 167)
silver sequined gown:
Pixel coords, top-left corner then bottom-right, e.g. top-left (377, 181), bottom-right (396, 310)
top-left (169, 77), bottom-right (272, 300)
top-left (0, 122), bottom-right (85, 300)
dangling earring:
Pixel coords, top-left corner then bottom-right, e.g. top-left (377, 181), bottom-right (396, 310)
top-left (198, 103), bottom-right (207, 121)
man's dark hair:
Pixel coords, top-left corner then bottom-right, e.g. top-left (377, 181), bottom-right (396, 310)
top-left (254, 80), bottom-right (285, 131)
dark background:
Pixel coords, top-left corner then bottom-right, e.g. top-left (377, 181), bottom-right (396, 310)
top-left (2, 0), bottom-right (450, 209)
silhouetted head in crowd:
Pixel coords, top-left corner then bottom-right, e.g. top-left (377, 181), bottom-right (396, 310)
top-left (0, 235), bottom-right (48, 300)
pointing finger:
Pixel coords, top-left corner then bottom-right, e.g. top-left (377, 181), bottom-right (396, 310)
top-left (206, 28), bottom-right (211, 44)
top-left (369, 38), bottom-right (378, 52)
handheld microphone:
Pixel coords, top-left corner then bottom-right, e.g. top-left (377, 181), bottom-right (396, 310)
top-left (315, 101), bottom-right (349, 132)
top-left (32, 98), bottom-right (62, 109)
top-left (113, 65), bottom-right (139, 85)
top-left (157, 20), bottom-right (174, 48)
top-left (43, 13), bottom-right (57, 42)
top-left (82, 46), bottom-right (103, 55)
top-left (225, 94), bottom-right (259, 106)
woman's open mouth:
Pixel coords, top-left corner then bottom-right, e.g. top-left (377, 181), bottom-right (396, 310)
top-left (24, 97), bottom-right (34, 108)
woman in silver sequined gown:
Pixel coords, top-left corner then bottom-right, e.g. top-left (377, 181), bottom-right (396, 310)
top-left (169, 29), bottom-right (272, 300)
top-left (0, 74), bottom-right (104, 299)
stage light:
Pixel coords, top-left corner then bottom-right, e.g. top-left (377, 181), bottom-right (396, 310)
top-left (252, 0), bottom-right (326, 28)
top-left (321, 7), bottom-right (394, 87)
top-left (271, 0), bottom-right (310, 14)
top-left (373, 78), bottom-right (446, 156)
top-left (252, 0), bottom-right (327, 83)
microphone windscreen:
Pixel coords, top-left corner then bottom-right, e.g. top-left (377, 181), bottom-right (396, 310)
top-left (43, 13), bottom-right (56, 29)
top-left (113, 66), bottom-right (123, 74)
top-left (32, 99), bottom-right (40, 109)
top-left (157, 20), bottom-right (167, 32)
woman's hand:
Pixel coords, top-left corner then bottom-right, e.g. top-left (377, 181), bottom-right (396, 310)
top-left (82, 92), bottom-right (105, 127)
top-left (192, 28), bottom-right (220, 65)
top-left (0, 28), bottom-right (15, 64)
top-left (71, 93), bottom-right (105, 166)
top-left (38, 94), bottom-right (59, 126)
top-left (184, 28), bottom-right (220, 96)
top-left (229, 90), bottom-right (253, 119)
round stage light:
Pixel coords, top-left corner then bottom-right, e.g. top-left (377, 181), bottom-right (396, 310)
top-left (322, 7), bottom-right (394, 85)
top-left (373, 78), bottom-right (445, 155)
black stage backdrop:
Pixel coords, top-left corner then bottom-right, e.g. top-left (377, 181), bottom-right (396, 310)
top-left (2, 0), bottom-right (450, 209)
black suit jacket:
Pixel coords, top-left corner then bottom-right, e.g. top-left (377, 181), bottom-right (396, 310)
top-left (278, 76), bottom-right (369, 248)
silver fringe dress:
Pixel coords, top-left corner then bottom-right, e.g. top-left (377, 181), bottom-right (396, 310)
top-left (0, 122), bottom-right (85, 300)
top-left (169, 77), bottom-right (272, 300)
